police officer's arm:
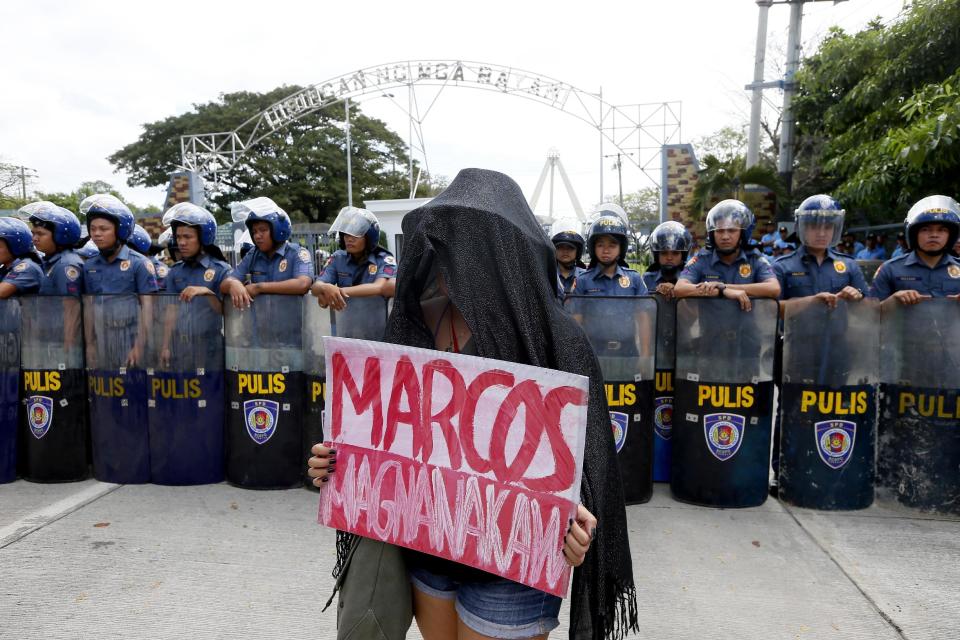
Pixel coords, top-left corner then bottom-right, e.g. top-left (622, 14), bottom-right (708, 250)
top-left (0, 282), bottom-right (17, 299)
top-left (673, 258), bottom-right (705, 298)
top-left (221, 276), bottom-right (252, 309)
top-left (248, 275), bottom-right (312, 296)
top-left (339, 279), bottom-right (391, 299)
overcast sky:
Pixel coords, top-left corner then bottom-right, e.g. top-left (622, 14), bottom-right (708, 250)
top-left (2, 0), bottom-right (906, 219)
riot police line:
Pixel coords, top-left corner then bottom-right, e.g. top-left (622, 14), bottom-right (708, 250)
top-left (2, 289), bottom-right (957, 515)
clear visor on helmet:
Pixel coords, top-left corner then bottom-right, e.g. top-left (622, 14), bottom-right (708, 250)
top-left (158, 228), bottom-right (172, 245)
top-left (79, 193), bottom-right (130, 217)
top-left (906, 195), bottom-right (960, 225)
top-left (796, 211), bottom-right (844, 248)
top-left (328, 206), bottom-right (376, 238)
top-left (649, 221), bottom-right (689, 252)
top-left (164, 202), bottom-right (211, 227)
top-left (590, 202), bottom-right (628, 227)
top-left (707, 217), bottom-right (745, 232)
top-left (18, 201), bottom-right (59, 221)
top-left (549, 218), bottom-right (584, 239)
top-left (235, 229), bottom-right (252, 253)
top-left (231, 196), bottom-right (287, 222)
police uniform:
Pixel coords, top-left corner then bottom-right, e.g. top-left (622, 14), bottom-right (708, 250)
top-left (773, 246), bottom-right (867, 299)
top-left (641, 268), bottom-right (675, 292)
top-left (558, 266), bottom-right (585, 296)
top-left (573, 264), bottom-right (647, 296)
top-left (40, 250), bottom-right (85, 296)
top-left (679, 248), bottom-right (776, 285)
top-left (317, 248), bottom-right (396, 287)
top-left (868, 252), bottom-right (960, 299)
top-left (229, 241), bottom-right (314, 284)
top-left (167, 254), bottom-right (232, 294)
top-left (855, 246), bottom-right (886, 260)
top-left (152, 257), bottom-right (170, 291)
top-left (0, 257), bottom-right (44, 294)
top-left (83, 245), bottom-right (159, 294)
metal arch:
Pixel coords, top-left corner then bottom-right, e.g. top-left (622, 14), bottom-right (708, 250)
top-left (179, 60), bottom-right (681, 194)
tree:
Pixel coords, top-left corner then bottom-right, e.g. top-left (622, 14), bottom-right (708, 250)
top-left (792, 0), bottom-right (960, 223)
top-left (595, 187), bottom-right (660, 260)
top-left (33, 180), bottom-right (131, 214)
top-left (689, 154), bottom-right (784, 219)
top-left (109, 86), bottom-right (428, 223)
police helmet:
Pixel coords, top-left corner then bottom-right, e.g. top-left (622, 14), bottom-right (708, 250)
top-left (19, 201), bottom-right (83, 247)
top-left (549, 219), bottom-right (586, 262)
top-left (904, 195), bottom-right (960, 251)
top-left (794, 194), bottom-right (844, 248)
top-left (128, 225), bottom-right (153, 255)
top-left (0, 217), bottom-right (37, 257)
top-left (158, 228), bottom-right (174, 250)
top-left (77, 239), bottom-right (99, 259)
top-left (705, 199), bottom-right (755, 248)
top-left (591, 202), bottom-right (629, 226)
top-left (80, 194), bottom-right (135, 241)
top-left (586, 214), bottom-right (629, 266)
top-left (165, 202), bottom-right (218, 246)
top-left (233, 197), bottom-right (292, 244)
top-left (328, 206), bottom-right (381, 251)
top-left (235, 229), bottom-right (254, 260)
top-left (649, 221), bottom-right (692, 256)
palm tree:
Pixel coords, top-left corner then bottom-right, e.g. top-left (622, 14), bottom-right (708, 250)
top-left (689, 154), bottom-right (785, 220)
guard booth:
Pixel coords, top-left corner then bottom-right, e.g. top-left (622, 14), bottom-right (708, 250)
top-left (19, 296), bottom-right (88, 483)
top-left (672, 298), bottom-right (778, 507)
top-left (779, 300), bottom-right (878, 509)
top-left (0, 300), bottom-right (21, 484)
top-left (225, 294), bottom-right (305, 488)
top-left (302, 296), bottom-right (389, 487)
top-left (564, 295), bottom-right (657, 504)
top-left (145, 294), bottom-right (226, 485)
top-left (878, 299), bottom-right (960, 514)
top-left (652, 295), bottom-right (676, 482)
top-left (83, 294), bottom-right (151, 484)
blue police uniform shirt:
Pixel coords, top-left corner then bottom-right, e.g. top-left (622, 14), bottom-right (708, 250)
top-left (855, 246), bottom-right (886, 260)
top-left (760, 231), bottom-right (778, 256)
top-left (152, 257), bottom-right (170, 291)
top-left (558, 266), bottom-right (585, 295)
top-left (167, 253), bottom-right (232, 294)
top-left (230, 241), bottom-right (314, 284)
top-left (642, 267), bottom-right (681, 292)
top-left (679, 248), bottom-right (776, 285)
top-left (773, 246), bottom-right (867, 299)
top-left (891, 245), bottom-right (906, 259)
top-left (868, 251), bottom-right (960, 299)
top-left (774, 237), bottom-right (796, 252)
top-left (1, 257), bottom-right (44, 294)
top-left (318, 248), bottom-right (396, 287)
top-left (572, 264), bottom-right (647, 296)
top-left (83, 244), bottom-right (159, 294)
top-left (853, 241), bottom-right (865, 255)
top-left (40, 250), bottom-right (85, 296)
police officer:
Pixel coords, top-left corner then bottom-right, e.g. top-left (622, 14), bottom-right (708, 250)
top-left (890, 232), bottom-right (908, 258)
top-left (81, 195), bottom-right (159, 295)
top-left (572, 214), bottom-right (646, 295)
top-left (0, 217), bottom-right (44, 298)
top-left (855, 233), bottom-right (886, 260)
top-left (220, 197), bottom-right (313, 309)
top-left (20, 201), bottom-right (85, 296)
top-left (550, 222), bottom-right (586, 296)
top-left (869, 195), bottom-right (960, 304)
top-left (128, 224), bottom-right (169, 291)
top-left (674, 199), bottom-right (780, 309)
top-left (774, 195), bottom-right (867, 311)
top-left (312, 206), bottom-right (396, 310)
top-left (158, 228), bottom-right (181, 265)
top-left (643, 221), bottom-right (692, 300)
top-left (77, 239), bottom-right (99, 260)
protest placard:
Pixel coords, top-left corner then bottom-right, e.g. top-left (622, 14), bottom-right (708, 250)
top-left (318, 337), bottom-right (590, 596)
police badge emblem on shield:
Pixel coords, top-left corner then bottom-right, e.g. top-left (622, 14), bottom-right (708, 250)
top-left (654, 396), bottom-right (673, 440)
top-left (244, 399), bottom-right (280, 445)
top-left (609, 411), bottom-right (628, 453)
top-left (27, 395), bottom-right (54, 439)
top-left (704, 413), bottom-right (745, 461)
top-left (815, 420), bottom-right (855, 469)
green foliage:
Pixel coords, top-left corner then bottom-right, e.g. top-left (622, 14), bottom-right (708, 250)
top-left (109, 86), bottom-right (428, 223)
top-left (692, 125), bottom-right (749, 164)
top-left (793, 0), bottom-right (960, 221)
top-left (33, 180), bottom-right (130, 214)
top-left (689, 154), bottom-right (784, 218)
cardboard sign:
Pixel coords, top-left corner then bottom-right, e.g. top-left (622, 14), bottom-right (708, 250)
top-left (318, 337), bottom-right (590, 597)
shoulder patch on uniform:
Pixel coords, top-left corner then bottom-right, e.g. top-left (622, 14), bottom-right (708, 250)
top-left (120, 260), bottom-right (131, 272)
top-left (157, 264), bottom-right (168, 277)
top-left (144, 260), bottom-right (155, 275)
top-left (65, 266), bottom-right (79, 281)
top-left (14, 262), bottom-right (27, 272)
top-left (948, 264), bottom-right (960, 279)
top-left (299, 249), bottom-right (311, 263)
top-left (384, 255), bottom-right (396, 265)
top-left (685, 256), bottom-right (698, 267)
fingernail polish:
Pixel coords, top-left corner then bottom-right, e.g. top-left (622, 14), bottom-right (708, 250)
top-left (327, 466), bottom-right (336, 474)
top-left (321, 476), bottom-right (329, 483)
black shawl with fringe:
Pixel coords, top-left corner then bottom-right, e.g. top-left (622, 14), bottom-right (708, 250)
top-left (377, 167), bottom-right (638, 639)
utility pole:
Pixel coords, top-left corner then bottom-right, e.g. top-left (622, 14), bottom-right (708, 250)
top-left (344, 98), bottom-right (353, 207)
top-left (598, 86), bottom-right (604, 203)
top-left (777, 0), bottom-right (805, 195)
top-left (747, 1), bottom-right (773, 168)
top-left (604, 152), bottom-right (635, 207)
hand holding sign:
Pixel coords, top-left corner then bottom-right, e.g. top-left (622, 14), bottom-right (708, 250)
top-left (317, 337), bottom-right (590, 597)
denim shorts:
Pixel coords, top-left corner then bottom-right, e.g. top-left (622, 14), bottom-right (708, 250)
top-left (409, 565), bottom-right (562, 639)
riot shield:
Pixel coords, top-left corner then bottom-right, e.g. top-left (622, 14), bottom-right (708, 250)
top-left (779, 300), bottom-right (878, 509)
top-left (672, 298), bottom-right (778, 507)
top-left (878, 299), bottom-right (960, 514)
top-left (331, 295), bottom-right (389, 340)
top-left (0, 300), bottom-right (20, 484)
top-left (652, 295), bottom-right (676, 482)
top-left (83, 294), bottom-right (151, 484)
top-left (564, 295), bottom-right (657, 504)
top-left (145, 294), bottom-right (225, 485)
top-left (18, 296), bottom-right (88, 482)
top-left (302, 301), bottom-right (332, 487)
top-left (225, 294), bottom-right (305, 488)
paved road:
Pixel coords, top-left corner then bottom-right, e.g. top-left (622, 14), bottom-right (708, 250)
top-left (1, 481), bottom-right (956, 639)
